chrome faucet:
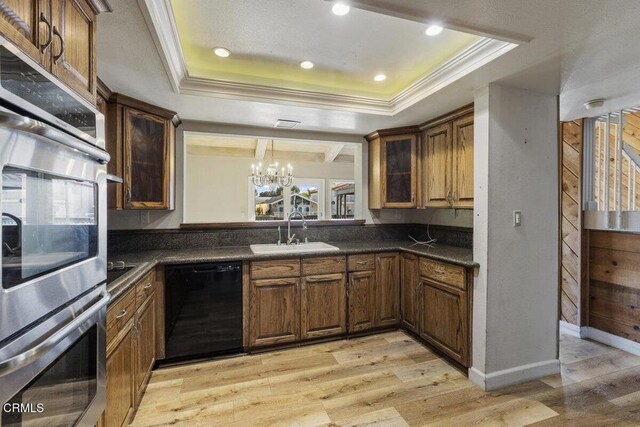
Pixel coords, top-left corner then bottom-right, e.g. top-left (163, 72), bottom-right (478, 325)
top-left (287, 211), bottom-right (306, 245)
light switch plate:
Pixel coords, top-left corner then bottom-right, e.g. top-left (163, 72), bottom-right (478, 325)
top-left (513, 210), bottom-right (522, 227)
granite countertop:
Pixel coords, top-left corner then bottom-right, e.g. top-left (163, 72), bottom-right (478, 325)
top-left (107, 240), bottom-right (476, 304)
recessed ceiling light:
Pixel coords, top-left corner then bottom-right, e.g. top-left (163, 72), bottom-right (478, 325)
top-left (425, 25), bottom-right (443, 36)
top-left (332, 3), bottom-right (350, 16)
top-left (374, 74), bottom-right (387, 82)
top-left (213, 47), bottom-right (230, 58)
top-left (300, 60), bottom-right (314, 69)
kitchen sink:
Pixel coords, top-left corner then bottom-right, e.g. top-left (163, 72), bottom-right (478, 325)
top-left (250, 242), bottom-right (339, 255)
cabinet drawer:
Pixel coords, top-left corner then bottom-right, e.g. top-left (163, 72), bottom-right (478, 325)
top-left (302, 256), bottom-right (346, 275)
top-left (251, 259), bottom-right (300, 279)
top-left (348, 254), bottom-right (375, 272)
top-left (135, 270), bottom-right (156, 308)
top-left (419, 258), bottom-right (466, 290)
top-left (107, 287), bottom-right (136, 344)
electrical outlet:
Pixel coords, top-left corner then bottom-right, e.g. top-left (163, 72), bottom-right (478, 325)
top-left (513, 210), bottom-right (522, 227)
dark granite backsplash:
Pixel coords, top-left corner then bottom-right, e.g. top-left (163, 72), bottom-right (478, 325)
top-left (108, 224), bottom-right (472, 254)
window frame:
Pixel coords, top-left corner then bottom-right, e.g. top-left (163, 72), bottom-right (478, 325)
top-left (583, 110), bottom-right (640, 231)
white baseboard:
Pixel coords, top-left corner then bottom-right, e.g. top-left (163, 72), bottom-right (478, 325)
top-left (468, 359), bottom-right (560, 391)
top-left (585, 327), bottom-right (640, 357)
top-left (558, 321), bottom-right (640, 356)
top-left (559, 320), bottom-right (588, 338)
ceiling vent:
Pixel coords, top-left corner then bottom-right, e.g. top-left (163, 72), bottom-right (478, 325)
top-left (274, 119), bottom-right (301, 129)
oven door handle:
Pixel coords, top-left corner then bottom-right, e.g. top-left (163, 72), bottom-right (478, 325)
top-left (0, 292), bottom-right (110, 377)
top-left (0, 109), bottom-right (110, 164)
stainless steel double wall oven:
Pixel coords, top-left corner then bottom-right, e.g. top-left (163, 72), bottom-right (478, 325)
top-left (0, 36), bottom-right (109, 427)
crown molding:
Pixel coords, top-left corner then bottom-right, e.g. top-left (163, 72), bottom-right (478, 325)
top-left (139, 0), bottom-right (517, 116)
top-left (180, 74), bottom-right (394, 115)
top-left (138, 0), bottom-right (186, 92)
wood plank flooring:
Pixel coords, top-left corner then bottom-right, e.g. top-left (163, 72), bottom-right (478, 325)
top-left (131, 332), bottom-right (640, 426)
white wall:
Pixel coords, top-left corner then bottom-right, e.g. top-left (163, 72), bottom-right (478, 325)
top-left (185, 153), bottom-right (354, 223)
top-left (470, 84), bottom-right (559, 390)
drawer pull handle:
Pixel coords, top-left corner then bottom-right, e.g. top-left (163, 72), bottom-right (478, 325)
top-left (434, 266), bottom-right (445, 274)
top-left (115, 309), bottom-right (127, 319)
top-left (356, 261), bottom-right (368, 265)
top-left (144, 283), bottom-right (152, 289)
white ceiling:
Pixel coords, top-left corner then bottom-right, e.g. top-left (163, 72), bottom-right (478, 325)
top-left (169, 0), bottom-right (480, 98)
top-left (97, 0), bottom-right (640, 135)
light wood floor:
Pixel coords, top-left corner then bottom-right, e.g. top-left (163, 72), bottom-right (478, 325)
top-left (131, 332), bottom-right (640, 426)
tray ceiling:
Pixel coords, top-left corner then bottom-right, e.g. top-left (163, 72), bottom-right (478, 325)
top-left (142, 0), bottom-right (517, 115)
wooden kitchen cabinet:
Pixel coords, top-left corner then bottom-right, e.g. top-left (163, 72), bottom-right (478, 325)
top-left (50, 0), bottom-right (96, 103)
top-left (418, 257), bottom-right (471, 367)
top-left (301, 273), bottom-right (346, 339)
top-left (375, 252), bottom-right (400, 327)
top-left (133, 294), bottom-right (156, 404)
top-left (347, 270), bottom-right (376, 333)
top-left (0, 0), bottom-right (106, 104)
top-left (421, 105), bottom-right (474, 209)
top-left (249, 277), bottom-right (300, 347)
top-left (423, 122), bottom-right (452, 208)
top-left (400, 253), bottom-right (419, 332)
top-left (105, 269), bottom-right (162, 427)
top-left (419, 280), bottom-right (468, 366)
top-left (452, 112), bottom-right (474, 208)
top-left (367, 128), bottom-right (419, 209)
top-left (0, 0), bottom-right (50, 67)
top-left (105, 94), bottom-right (179, 210)
top-left (105, 319), bottom-right (134, 427)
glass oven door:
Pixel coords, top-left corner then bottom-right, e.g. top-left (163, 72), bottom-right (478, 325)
top-left (2, 167), bottom-right (98, 289)
top-left (0, 287), bottom-right (108, 427)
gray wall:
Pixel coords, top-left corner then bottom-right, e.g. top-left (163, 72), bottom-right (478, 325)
top-left (471, 84), bottom-right (559, 390)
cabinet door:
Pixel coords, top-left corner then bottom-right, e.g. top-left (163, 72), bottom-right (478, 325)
top-left (423, 122), bottom-right (453, 208)
top-left (452, 113), bottom-right (474, 209)
top-left (301, 273), bottom-right (346, 339)
top-left (105, 322), bottom-right (134, 427)
top-left (347, 270), bottom-right (375, 333)
top-left (50, 0), bottom-right (96, 103)
top-left (0, 0), bottom-right (50, 67)
top-left (123, 107), bottom-right (171, 209)
top-left (382, 134), bottom-right (417, 208)
top-left (419, 279), bottom-right (468, 366)
top-left (400, 253), bottom-right (419, 332)
top-left (375, 253), bottom-right (400, 327)
top-left (134, 295), bottom-right (155, 403)
top-left (249, 278), bottom-right (300, 347)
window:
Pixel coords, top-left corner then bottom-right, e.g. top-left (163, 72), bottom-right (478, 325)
top-left (250, 179), bottom-right (325, 221)
top-left (331, 180), bottom-right (355, 219)
top-left (584, 108), bottom-right (640, 230)
top-left (290, 179), bottom-right (324, 219)
top-left (253, 184), bottom-right (284, 221)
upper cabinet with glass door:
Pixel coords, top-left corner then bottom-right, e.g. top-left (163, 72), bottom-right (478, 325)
top-left (367, 128), bottom-right (419, 209)
top-left (583, 108), bottom-right (640, 230)
top-left (104, 92), bottom-right (180, 210)
top-left (0, 0), bottom-right (108, 104)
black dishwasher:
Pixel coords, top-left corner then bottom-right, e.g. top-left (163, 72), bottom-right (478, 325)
top-left (164, 262), bottom-right (243, 363)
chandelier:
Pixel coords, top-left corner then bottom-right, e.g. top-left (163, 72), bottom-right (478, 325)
top-left (251, 140), bottom-right (293, 188)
